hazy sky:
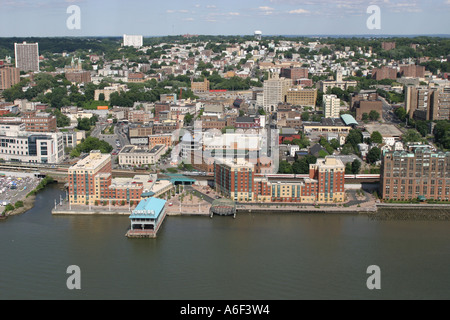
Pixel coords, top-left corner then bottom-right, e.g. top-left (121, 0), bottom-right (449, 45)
top-left (1, 0), bottom-right (449, 37)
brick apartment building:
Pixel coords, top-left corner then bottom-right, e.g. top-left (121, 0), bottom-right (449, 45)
top-left (149, 134), bottom-right (173, 149)
top-left (382, 42), bottom-right (396, 51)
top-left (0, 66), bottom-right (20, 90)
top-left (235, 116), bottom-right (261, 129)
top-left (21, 112), bottom-right (57, 132)
top-left (351, 92), bottom-right (383, 121)
top-left (128, 110), bottom-right (153, 124)
top-left (406, 86), bottom-right (450, 121)
top-left (380, 145), bottom-right (450, 201)
top-left (127, 72), bottom-right (145, 83)
top-left (400, 65), bottom-right (425, 78)
top-left (214, 157), bottom-right (345, 203)
top-left (191, 79), bottom-right (210, 93)
top-left (65, 71), bottom-right (91, 84)
top-left (198, 117), bottom-right (228, 131)
top-left (372, 66), bottom-right (398, 80)
top-left (154, 103), bottom-right (171, 121)
top-left (286, 88), bottom-right (318, 107)
top-left (68, 150), bottom-right (144, 206)
top-left (280, 67), bottom-right (309, 84)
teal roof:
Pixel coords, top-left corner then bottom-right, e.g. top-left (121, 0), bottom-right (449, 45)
top-left (162, 174), bottom-right (196, 184)
top-left (141, 191), bottom-right (155, 197)
top-left (341, 114), bottom-right (358, 126)
top-left (130, 198), bottom-right (166, 220)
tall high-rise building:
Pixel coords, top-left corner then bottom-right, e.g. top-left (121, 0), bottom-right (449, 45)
top-left (372, 66), bottom-right (398, 80)
top-left (323, 94), bottom-right (341, 118)
top-left (430, 87), bottom-right (450, 121)
top-left (123, 34), bottom-right (143, 48)
top-left (214, 158), bottom-right (255, 202)
top-left (405, 86), bottom-right (450, 121)
top-left (14, 42), bottom-right (39, 72)
top-left (263, 73), bottom-right (292, 113)
top-left (280, 67), bottom-right (309, 84)
top-left (382, 42), bottom-right (396, 51)
top-left (0, 66), bottom-right (20, 89)
top-left (309, 157), bottom-right (346, 203)
top-left (68, 150), bottom-right (112, 205)
top-left (400, 64), bottom-right (425, 78)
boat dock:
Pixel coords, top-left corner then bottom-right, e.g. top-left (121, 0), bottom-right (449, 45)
top-left (126, 198), bottom-right (167, 239)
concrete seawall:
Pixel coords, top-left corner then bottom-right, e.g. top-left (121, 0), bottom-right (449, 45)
top-left (376, 203), bottom-right (450, 209)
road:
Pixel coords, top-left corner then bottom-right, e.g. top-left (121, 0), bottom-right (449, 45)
top-left (380, 96), bottom-right (402, 124)
top-left (91, 121), bottom-right (130, 168)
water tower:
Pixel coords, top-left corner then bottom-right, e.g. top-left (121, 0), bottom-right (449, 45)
top-left (254, 30), bottom-right (262, 41)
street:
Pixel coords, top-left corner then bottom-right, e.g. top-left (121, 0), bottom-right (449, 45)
top-left (90, 121), bottom-right (130, 168)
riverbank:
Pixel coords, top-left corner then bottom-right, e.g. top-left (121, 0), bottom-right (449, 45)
top-left (368, 207), bottom-right (450, 221)
top-left (3, 194), bottom-right (37, 217)
top-left (1, 178), bottom-right (60, 219)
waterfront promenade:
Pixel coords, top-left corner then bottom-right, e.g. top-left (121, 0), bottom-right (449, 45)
top-left (52, 202), bottom-right (133, 215)
top-left (50, 186), bottom-right (449, 217)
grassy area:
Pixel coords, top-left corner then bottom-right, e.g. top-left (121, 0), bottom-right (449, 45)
top-left (82, 100), bottom-right (110, 110)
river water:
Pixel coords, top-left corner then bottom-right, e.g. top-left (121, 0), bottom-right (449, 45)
top-left (1, 184), bottom-right (449, 300)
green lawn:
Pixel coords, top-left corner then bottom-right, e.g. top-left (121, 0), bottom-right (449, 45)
top-left (82, 100), bottom-right (110, 110)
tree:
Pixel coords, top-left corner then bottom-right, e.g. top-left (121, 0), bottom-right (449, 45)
top-left (369, 110), bottom-right (380, 121)
top-left (51, 109), bottom-right (71, 128)
top-left (292, 155), bottom-right (316, 174)
top-left (330, 139), bottom-right (340, 150)
top-left (351, 159), bottom-right (361, 174)
top-left (402, 129), bottom-right (423, 144)
top-left (367, 147), bottom-right (381, 164)
top-left (394, 107), bottom-right (407, 122)
top-left (278, 161), bottom-right (293, 174)
top-left (301, 112), bottom-right (310, 121)
top-left (184, 112), bottom-right (193, 125)
top-left (415, 120), bottom-right (430, 137)
top-left (345, 162), bottom-right (353, 174)
top-left (76, 118), bottom-right (91, 131)
top-left (318, 150), bottom-right (329, 158)
top-left (370, 131), bottom-right (383, 144)
top-left (341, 143), bottom-right (355, 155)
top-left (70, 136), bottom-right (113, 158)
top-left (433, 121), bottom-right (450, 150)
top-left (346, 129), bottom-right (363, 149)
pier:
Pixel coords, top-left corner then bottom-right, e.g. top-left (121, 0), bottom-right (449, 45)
top-left (126, 198), bottom-right (167, 239)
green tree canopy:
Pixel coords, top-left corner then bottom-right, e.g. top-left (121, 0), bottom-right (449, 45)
top-left (402, 129), bottom-right (423, 144)
top-left (370, 131), bottom-right (383, 144)
top-left (367, 147), bottom-right (381, 164)
top-left (70, 137), bottom-right (113, 158)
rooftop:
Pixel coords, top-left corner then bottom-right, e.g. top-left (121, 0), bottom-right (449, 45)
top-left (69, 150), bottom-right (110, 171)
top-left (315, 157), bottom-right (345, 169)
top-left (340, 114), bottom-right (358, 126)
top-left (365, 124), bottom-right (403, 137)
top-left (119, 145), bottom-right (165, 155)
top-left (130, 198), bottom-right (167, 220)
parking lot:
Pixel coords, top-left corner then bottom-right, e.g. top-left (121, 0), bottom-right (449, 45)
top-left (0, 172), bottom-right (41, 213)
